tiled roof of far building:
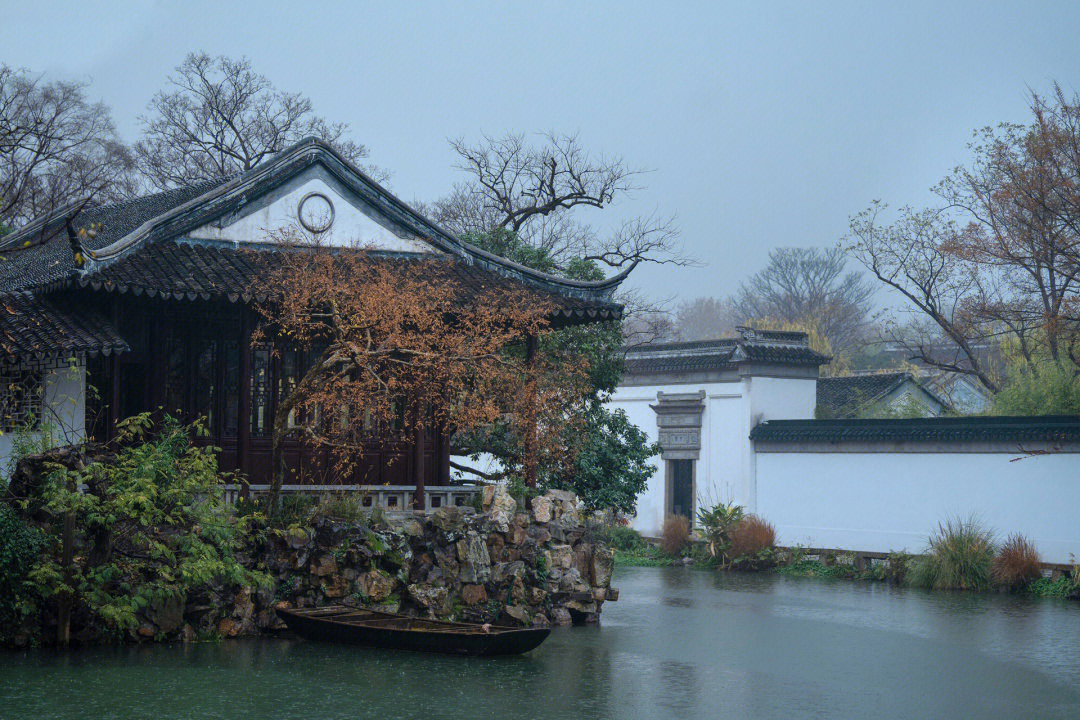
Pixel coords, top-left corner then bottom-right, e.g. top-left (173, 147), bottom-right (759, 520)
top-left (816, 372), bottom-right (926, 418)
top-left (624, 328), bottom-right (830, 375)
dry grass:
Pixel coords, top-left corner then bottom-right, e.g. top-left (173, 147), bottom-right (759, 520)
top-left (660, 514), bottom-right (691, 555)
top-left (729, 514), bottom-right (775, 559)
top-left (992, 534), bottom-right (1042, 588)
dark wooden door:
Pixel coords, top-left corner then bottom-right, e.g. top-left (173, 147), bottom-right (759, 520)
top-left (670, 459), bottom-right (694, 521)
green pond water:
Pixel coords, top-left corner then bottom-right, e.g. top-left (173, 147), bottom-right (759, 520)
top-left (2, 567), bottom-right (1079, 719)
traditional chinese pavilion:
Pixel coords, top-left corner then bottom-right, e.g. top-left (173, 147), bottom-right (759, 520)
top-left (0, 138), bottom-right (623, 500)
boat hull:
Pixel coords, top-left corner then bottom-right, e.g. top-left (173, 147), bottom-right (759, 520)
top-left (277, 606), bottom-right (551, 656)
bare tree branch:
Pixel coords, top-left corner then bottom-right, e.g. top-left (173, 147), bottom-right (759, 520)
top-left (0, 65), bottom-right (133, 230)
top-left (134, 53), bottom-right (381, 191)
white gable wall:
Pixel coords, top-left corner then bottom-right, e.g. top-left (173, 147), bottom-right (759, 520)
top-left (188, 166), bottom-right (434, 253)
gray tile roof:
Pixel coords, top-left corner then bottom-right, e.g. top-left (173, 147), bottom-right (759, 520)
top-left (624, 330), bottom-right (830, 375)
top-left (1, 137), bottom-right (626, 320)
top-left (750, 415), bottom-right (1080, 444)
top-left (0, 180), bottom-right (225, 292)
top-left (59, 240), bottom-right (619, 326)
top-left (817, 372), bottom-right (911, 417)
top-left (0, 292), bottom-right (128, 358)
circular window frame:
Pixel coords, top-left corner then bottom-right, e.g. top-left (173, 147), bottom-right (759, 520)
top-left (297, 192), bottom-right (335, 234)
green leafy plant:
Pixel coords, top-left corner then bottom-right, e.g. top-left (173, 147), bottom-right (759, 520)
top-left (506, 476), bottom-right (537, 510)
top-left (316, 491), bottom-right (365, 522)
top-left (0, 503), bottom-right (46, 639)
top-left (545, 404), bottom-right (659, 514)
top-left (592, 523), bottom-right (645, 552)
top-left (534, 553), bottom-right (549, 584)
top-left (884, 551), bottom-right (913, 584)
top-left (1027, 556), bottom-right (1080, 599)
top-left (696, 502), bottom-right (745, 566)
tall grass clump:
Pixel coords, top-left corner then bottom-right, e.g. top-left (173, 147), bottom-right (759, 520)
top-left (729, 515), bottom-right (776, 559)
top-left (992, 534), bottom-right (1042, 589)
top-left (910, 518), bottom-right (995, 591)
top-left (660, 514), bottom-right (690, 556)
top-left (725, 514), bottom-right (777, 569)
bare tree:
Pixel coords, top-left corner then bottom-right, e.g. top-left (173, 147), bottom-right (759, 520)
top-left (847, 85), bottom-right (1080, 392)
top-left (731, 247), bottom-right (874, 353)
top-left (134, 53), bottom-right (379, 190)
top-left (0, 65), bottom-right (133, 231)
top-left (429, 132), bottom-right (690, 275)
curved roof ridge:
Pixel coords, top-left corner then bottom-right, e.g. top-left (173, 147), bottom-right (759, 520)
top-left (82, 137), bottom-right (627, 303)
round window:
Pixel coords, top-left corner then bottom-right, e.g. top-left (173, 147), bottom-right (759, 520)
top-left (297, 192), bottom-right (335, 234)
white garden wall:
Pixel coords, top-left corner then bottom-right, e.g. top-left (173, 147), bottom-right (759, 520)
top-left (1, 360), bottom-right (85, 479)
top-left (756, 449), bottom-right (1080, 565)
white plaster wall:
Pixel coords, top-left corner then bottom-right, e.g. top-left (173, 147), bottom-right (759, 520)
top-left (609, 381), bottom-right (745, 535)
top-left (1, 361), bottom-right (85, 479)
top-left (189, 169), bottom-right (433, 253)
top-left (756, 451), bottom-right (1080, 565)
top-left (610, 374), bottom-right (818, 534)
top-left (746, 375), bottom-right (818, 423)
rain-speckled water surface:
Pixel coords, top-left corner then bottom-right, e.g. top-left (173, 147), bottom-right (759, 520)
top-left (3, 566), bottom-right (1079, 719)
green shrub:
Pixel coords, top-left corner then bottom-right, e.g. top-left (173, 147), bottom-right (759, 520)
top-left (613, 544), bottom-right (676, 568)
top-left (506, 476), bottom-right (537, 511)
top-left (0, 503), bottom-right (46, 637)
top-left (778, 558), bottom-right (856, 579)
top-left (592, 523), bottom-right (645, 551)
top-left (992, 359), bottom-right (1080, 415)
top-left (1027, 558), bottom-right (1080, 599)
top-left (316, 491), bottom-right (366, 522)
top-left (885, 551), bottom-right (913, 585)
top-left (910, 518), bottom-right (996, 591)
top-left (274, 492), bottom-right (318, 527)
top-left (29, 414), bottom-right (268, 638)
top-left (992, 534), bottom-right (1042, 589)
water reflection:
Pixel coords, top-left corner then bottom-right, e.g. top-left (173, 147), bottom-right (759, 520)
top-left (3, 568), bottom-right (1079, 720)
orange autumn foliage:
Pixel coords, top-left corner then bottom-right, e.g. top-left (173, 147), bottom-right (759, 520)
top-left (253, 230), bottom-right (591, 501)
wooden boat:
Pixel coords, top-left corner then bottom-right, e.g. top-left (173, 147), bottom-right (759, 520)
top-left (276, 605), bottom-right (551, 656)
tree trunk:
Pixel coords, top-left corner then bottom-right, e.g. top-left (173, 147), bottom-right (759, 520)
top-left (268, 349), bottom-right (332, 513)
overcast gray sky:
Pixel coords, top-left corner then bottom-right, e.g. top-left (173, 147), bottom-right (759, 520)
top-left (3, 0), bottom-right (1079, 307)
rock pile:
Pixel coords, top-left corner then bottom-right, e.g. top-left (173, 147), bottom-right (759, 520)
top-left (214, 486), bottom-right (616, 638)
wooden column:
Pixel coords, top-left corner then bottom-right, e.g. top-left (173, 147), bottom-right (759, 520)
top-left (238, 308), bottom-right (253, 496)
top-left (523, 334), bottom-right (539, 488)
top-left (107, 298), bottom-right (121, 440)
top-left (108, 353), bottom-right (121, 440)
top-left (437, 419), bottom-right (451, 486)
top-left (412, 405), bottom-right (426, 511)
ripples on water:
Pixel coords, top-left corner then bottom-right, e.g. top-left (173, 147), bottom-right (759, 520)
top-left (3, 568), bottom-right (1078, 720)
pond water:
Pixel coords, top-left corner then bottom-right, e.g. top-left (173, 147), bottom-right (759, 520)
top-left (3, 567), bottom-right (1079, 719)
